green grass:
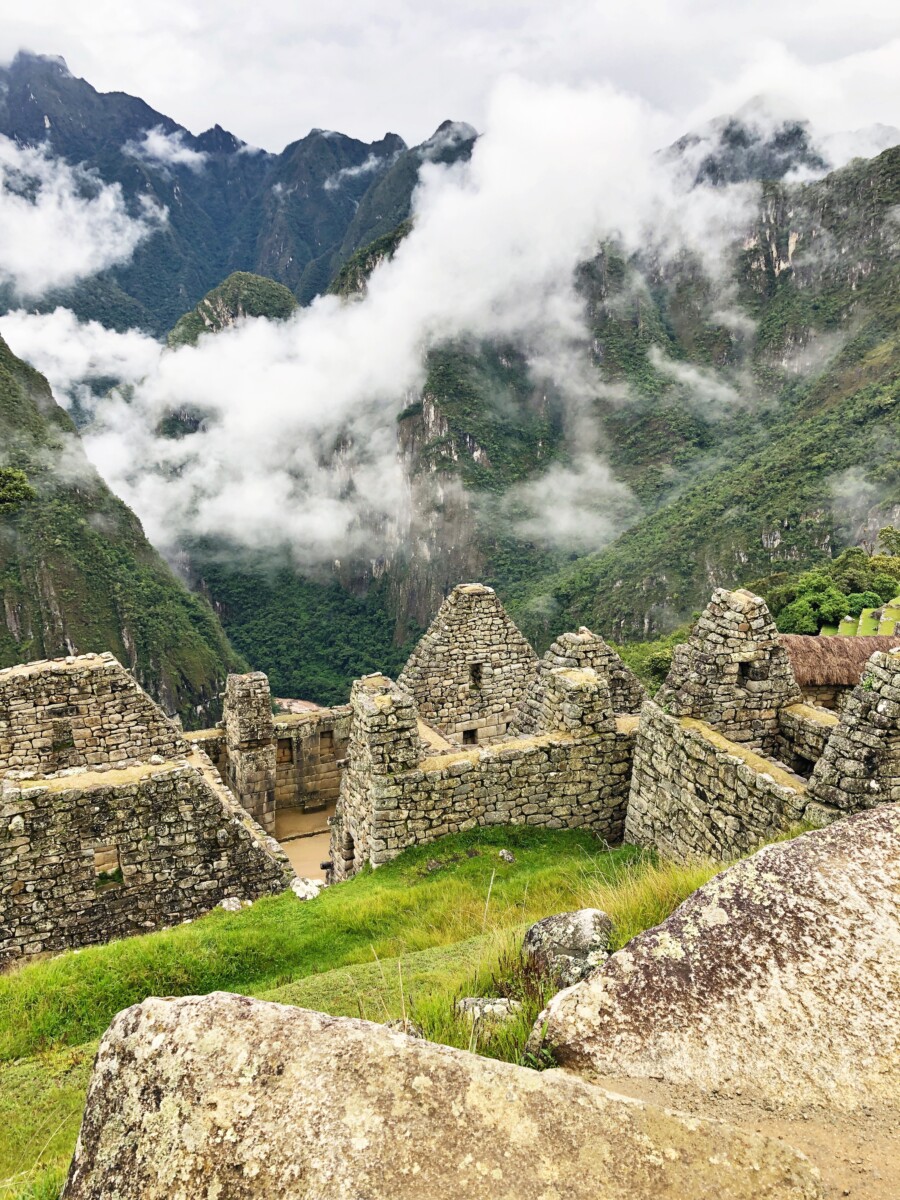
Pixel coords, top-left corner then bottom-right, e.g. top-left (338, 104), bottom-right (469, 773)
top-left (0, 824), bottom-right (734, 1198)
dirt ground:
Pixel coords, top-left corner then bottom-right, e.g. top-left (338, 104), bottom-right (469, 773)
top-left (592, 1074), bottom-right (900, 1199)
top-left (275, 805), bottom-right (334, 880)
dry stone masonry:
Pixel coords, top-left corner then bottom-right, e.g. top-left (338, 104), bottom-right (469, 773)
top-left (398, 583), bottom-right (538, 744)
top-left (0, 652), bottom-right (187, 773)
top-left (624, 588), bottom-right (864, 862)
top-left (223, 672), bottom-right (277, 833)
top-left (512, 628), bottom-right (645, 735)
top-left (0, 654), bottom-right (292, 963)
top-left (806, 647), bottom-right (900, 815)
top-left (329, 666), bottom-right (635, 881)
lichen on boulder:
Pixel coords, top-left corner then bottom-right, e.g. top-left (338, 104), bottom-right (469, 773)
top-left (532, 804), bottom-right (900, 1112)
top-left (62, 993), bottom-right (822, 1199)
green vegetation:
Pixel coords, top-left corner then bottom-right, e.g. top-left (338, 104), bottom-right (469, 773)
top-left (0, 334), bottom-right (243, 724)
top-left (167, 272), bottom-right (298, 348)
top-left (748, 547), bottom-right (900, 634)
top-left (0, 825), bottom-right (729, 1198)
top-left (196, 563), bottom-right (418, 705)
top-left (0, 469), bottom-right (35, 515)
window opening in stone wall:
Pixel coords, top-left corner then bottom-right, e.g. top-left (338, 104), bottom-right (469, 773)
top-left (469, 662), bottom-right (483, 689)
top-left (737, 662), bottom-right (753, 686)
top-left (463, 728), bottom-right (478, 745)
top-left (94, 844), bottom-right (123, 888)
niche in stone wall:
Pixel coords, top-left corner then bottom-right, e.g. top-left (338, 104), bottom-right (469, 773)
top-left (93, 844), bottom-right (123, 889)
top-left (320, 730), bottom-right (335, 756)
top-left (469, 662), bottom-right (483, 689)
top-left (463, 728), bottom-right (478, 745)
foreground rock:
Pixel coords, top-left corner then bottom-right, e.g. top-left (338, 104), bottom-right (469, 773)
top-left (523, 908), bottom-right (612, 986)
top-left (534, 805), bottom-right (900, 1112)
top-left (63, 993), bottom-right (821, 1200)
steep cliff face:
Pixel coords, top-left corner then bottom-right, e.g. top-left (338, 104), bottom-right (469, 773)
top-left (0, 334), bottom-right (243, 723)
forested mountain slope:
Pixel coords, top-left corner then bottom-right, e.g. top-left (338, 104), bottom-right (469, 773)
top-left (165, 145), bottom-right (899, 700)
top-left (0, 334), bottom-right (243, 723)
top-left (0, 52), bottom-right (472, 330)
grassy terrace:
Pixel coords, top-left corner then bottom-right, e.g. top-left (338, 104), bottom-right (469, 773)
top-left (0, 826), bottom-right (729, 1199)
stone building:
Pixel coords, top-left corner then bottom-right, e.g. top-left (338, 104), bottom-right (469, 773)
top-left (398, 584), bottom-right (538, 744)
top-left (329, 667), bottom-right (636, 881)
top-left (624, 588), bottom-right (893, 862)
top-left (805, 646), bottom-right (900, 815)
top-left (780, 634), bottom-right (900, 710)
top-left (0, 653), bottom-right (293, 963)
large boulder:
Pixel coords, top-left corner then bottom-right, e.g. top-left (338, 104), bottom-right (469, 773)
top-left (533, 805), bottom-right (900, 1112)
top-left (63, 993), bottom-right (821, 1200)
top-left (522, 908), bottom-right (612, 986)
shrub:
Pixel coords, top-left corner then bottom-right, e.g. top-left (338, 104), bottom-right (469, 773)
top-left (844, 591), bottom-right (884, 617)
top-left (776, 598), bottom-right (820, 634)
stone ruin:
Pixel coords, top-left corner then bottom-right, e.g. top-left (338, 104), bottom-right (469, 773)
top-left (327, 583), bottom-right (900, 877)
top-left (1, 581), bottom-right (898, 960)
top-left (398, 583), bottom-right (538, 744)
top-left (0, 653), bottom-right (292, 964)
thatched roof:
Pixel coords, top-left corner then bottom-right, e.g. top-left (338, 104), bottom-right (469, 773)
top-left (779, 635), bottom-right (900, 687)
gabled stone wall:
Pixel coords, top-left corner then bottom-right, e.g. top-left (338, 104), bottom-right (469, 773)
top-left (329, 668), bottom-right (636, 881)
top-left (655, 589), bottom-right (801, 755)
top-left (398, 584), bottom-right (538, 744)
top-left (0, 653), bottom-right (187, 776)
top-left (807, 649), bottom-right (900, 816)
top-left (512, 628), bottom-right (645, 735)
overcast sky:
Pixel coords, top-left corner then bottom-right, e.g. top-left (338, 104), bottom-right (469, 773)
top-left (2, 0), bottom-right (900, 150)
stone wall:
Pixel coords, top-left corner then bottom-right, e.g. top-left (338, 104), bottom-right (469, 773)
top-left (223, 672), bottom-right (276, 833)
top-left (625, 702), bottom-right (809, 861)
top-left (807, 649), bottom-right (900, 815)
top-left (776, 703), bottom-right (839, 775)
top-left (0, 653), bottom-right (187, 776)
top-left (329, 669), bottom-right (636, 881)
top-left (274, 708), bottom-right (351, 813)
top-left (0, 753), bottom-right (292, 963)
top-left (512, 628), bottom-right (645, 735)
top-left (656, 588), bottom-right (801, 755)
top-left (398, 583), bottom-right (538, 744)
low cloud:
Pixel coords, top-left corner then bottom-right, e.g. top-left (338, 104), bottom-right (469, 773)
top-left (0, 135), bottom-right (163, 297)
top-left (323, 150), bottom-right (400, 191)
top-left (0, 307), bottom-right (162, 411)
top-left (123, 125), bottom-right (209, 171)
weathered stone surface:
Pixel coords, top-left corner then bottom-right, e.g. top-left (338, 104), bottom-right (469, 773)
top-left (523, 908), bottom-right (612, 986)
top-left (535, 806), bottom-right (900, 1112)
top-left (63, 993), bottom-right (822, 1200)
top-left (398, 582), bottom-right (538, 744)
top-left (329, 669), bottom-right (635, 881)
top-left (455, 996), bottom-right (522, 1023)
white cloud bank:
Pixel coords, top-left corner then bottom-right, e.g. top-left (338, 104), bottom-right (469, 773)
top-left (123, 125), bottom-right (209, 171)
top-left (2, 76), bottom-right (765, 566)
top-left (0, 135), bottom-right (163, 297)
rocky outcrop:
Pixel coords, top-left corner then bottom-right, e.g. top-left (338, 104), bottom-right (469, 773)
top-left (534, 805), bottom-right (900, 1112)
top-left (523, 908), bottom-right (612, 986)
top-left (62, 993), bottom-right (822, 1200)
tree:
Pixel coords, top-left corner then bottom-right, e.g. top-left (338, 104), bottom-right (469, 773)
top-left (878, 526), bottom-right (900, 557)
top-left (0, 468), bottom-right (36, 515)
